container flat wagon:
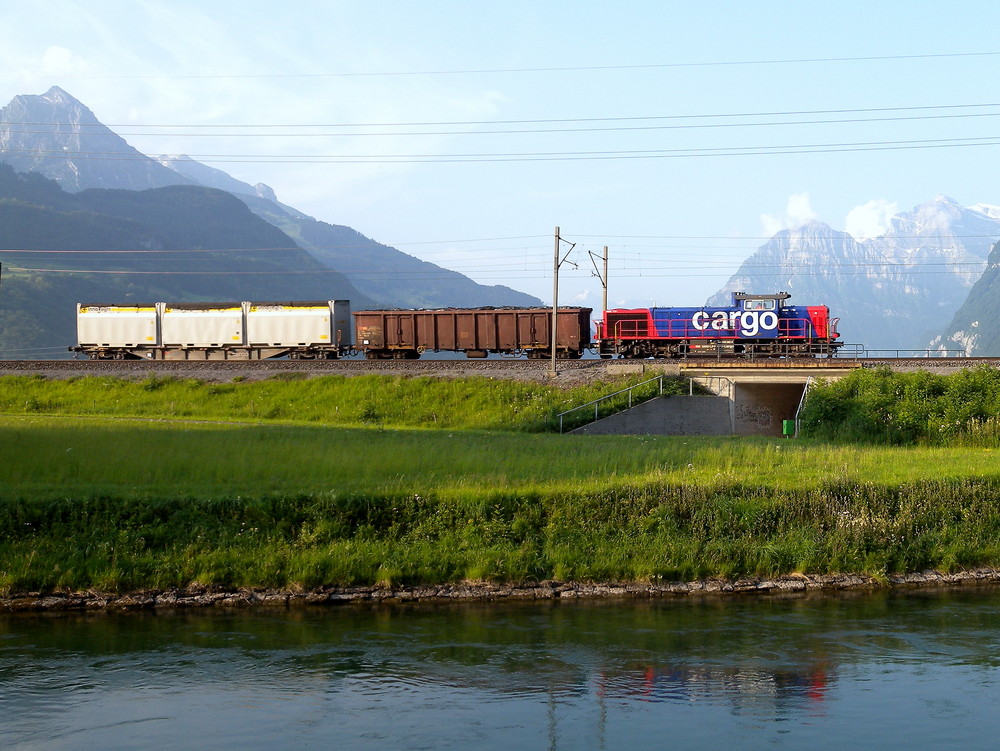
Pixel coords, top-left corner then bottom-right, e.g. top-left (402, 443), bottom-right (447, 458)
top-left (73, 300), bottom-right (352, 360)
top-left (353, 307), bottom-right (592, 359)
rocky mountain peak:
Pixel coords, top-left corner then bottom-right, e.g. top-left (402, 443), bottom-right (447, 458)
top-left (0, 86), bottom-right (191, 191)
top-left (710, 199), bottom-right (1000, 350)
top-left (4, 86), bottom-right (99, 128)
top-left (782, 219), bottom-right (844, 240)
top-left (779, 219), bottom-right (830, 235)
top-left (887, 195), bottom-right (963, 235)
top-left (41, 85), bottom-right (78, 105)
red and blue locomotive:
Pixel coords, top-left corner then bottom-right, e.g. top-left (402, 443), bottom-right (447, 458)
top-left (596, 292), bottom-right (841, 358)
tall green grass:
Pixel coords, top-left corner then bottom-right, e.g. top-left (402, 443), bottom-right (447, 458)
top-left (3, 416), bottom-right (1000, 593)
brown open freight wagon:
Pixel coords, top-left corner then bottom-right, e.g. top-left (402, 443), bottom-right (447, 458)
top-left (353, 307), bottom-right (592, 359)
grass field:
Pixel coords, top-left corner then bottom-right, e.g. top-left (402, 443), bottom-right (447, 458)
top-left (3, 404), bottom-right (1000, 594)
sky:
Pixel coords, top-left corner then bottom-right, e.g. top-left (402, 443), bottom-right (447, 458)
top-left (3, 0), bottom-right (1000, 309)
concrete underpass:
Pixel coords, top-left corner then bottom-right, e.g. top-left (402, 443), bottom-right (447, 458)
top-left (572, 363), bottom-right (859, 437)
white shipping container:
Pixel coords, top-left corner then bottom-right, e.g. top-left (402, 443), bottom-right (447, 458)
top-left (77, 304), bottom-right (158, 347)
top-left (161, 304), bottom-right (244, 347)
top-left (246, 301), bottom-right (351, 347)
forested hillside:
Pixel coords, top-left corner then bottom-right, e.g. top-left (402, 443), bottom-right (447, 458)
top-left (0, 165), bottom-right (365, 357)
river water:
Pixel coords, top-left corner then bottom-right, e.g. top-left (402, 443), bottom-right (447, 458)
top-left (3, 588), bottom-right (1000, 750)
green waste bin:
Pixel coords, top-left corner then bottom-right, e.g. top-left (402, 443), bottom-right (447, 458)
top-left (782, 420), bottom-right (796, 437)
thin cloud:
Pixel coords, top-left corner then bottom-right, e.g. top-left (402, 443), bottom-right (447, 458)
top-left (760, 192), bottom-right (818, 236)
top-left (844, 199), bottom-right (898, 240)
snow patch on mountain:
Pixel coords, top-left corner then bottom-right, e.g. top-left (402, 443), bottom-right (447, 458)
top-left (969, 203), bottom-right (1000, 220)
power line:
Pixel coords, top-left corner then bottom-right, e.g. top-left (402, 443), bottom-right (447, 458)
top-left (7, 135), bottom-right (1000, 164)
top-left (5, 259), bottom-right (992, 279)
top-left (5, 101), bottom-right (998, 129)
top-left (0, 251), bottom-right (303, 256)
top-left (7, 110), bottom-right (1000, 138)
top-left (14, 132), bottom-right (1000, 159)
top-left (4, 50), bottom-right (998, 79)
top-left (6, 267), bottom-right (350, 275)
top-left (0, 232), bottom-right (995, 255)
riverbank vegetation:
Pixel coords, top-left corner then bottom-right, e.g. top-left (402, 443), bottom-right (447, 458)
top-left (3, 414), bottom-right (1000, 594)
top-left (2, 367), bottom-right (1000, 596)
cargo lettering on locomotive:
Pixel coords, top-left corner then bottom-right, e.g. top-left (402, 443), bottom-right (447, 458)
top-left (690, 310), bottom-right (780, 337)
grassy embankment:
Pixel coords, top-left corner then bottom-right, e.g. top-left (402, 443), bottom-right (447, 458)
top-left (2, 371), bottom-right (680, 432)
top-left (1, 368), bottom-right (999, 594)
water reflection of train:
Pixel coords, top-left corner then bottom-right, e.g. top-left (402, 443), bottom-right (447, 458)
top-left (596, 663), bottom-right (832, 712)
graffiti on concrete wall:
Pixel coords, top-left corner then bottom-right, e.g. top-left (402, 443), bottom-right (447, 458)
top-left (735, 403), bottom-right (773, 429)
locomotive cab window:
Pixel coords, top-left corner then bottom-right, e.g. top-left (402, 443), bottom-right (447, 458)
top-left (742, 299), bottom-right (776, 311)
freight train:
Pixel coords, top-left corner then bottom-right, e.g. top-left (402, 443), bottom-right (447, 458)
top-left (71, 292), bottom-right (841, 360)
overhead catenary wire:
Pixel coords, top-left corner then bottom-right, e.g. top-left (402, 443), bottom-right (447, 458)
top-left (5, 264), bottom-right (992, 280)
top-left (8, 109), bottom-right (1000, 138)
top-left (1, 225), bottom-right (996, 254)
top-left (7, 100), bottom-right (1000, 130)
top-left (3, 49), bottom-right (999, 79)
top-left (6, 135), bottom-right (1000, 164)
top-left (0, 246), bottom-right (993, 270)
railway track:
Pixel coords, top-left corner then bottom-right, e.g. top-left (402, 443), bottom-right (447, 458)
top-left (0, 357), bottom-right (619, 385)
top-left (0, 356), bottom-right (993, 383)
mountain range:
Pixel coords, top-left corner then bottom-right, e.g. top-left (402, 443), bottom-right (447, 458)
top-left (3, 86), bottom-right (1000, 357)
top-left (709, 197), bottom-right (1000, 352)
top-left (0, 86), bottom-right (540, 357)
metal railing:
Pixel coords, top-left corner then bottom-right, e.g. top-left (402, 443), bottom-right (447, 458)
top-left (792, 376), bottom-right (814, 438)
top-left (833, 344), bottom-right (967, 358)
top-left (557, 375), bottom-right (668, 433)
